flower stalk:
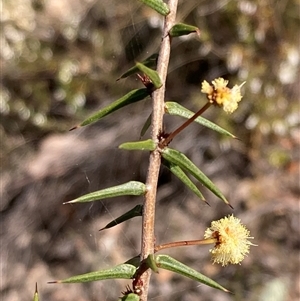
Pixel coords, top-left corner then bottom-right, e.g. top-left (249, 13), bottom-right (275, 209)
top-left (154, 238), bottom-right (216, 253)
top-left (159, 101), bottom-right (212, 148)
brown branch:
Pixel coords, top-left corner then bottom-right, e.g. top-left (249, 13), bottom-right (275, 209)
top-left (138, 1), bottom-right (179, 300)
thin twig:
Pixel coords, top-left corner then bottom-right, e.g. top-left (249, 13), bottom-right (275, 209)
top-left (139, 1), bottom-right (178, 300)
top-left (159, 101), bottom-right (211, 148)
top-left (154, 238), bottom-right (216, 253)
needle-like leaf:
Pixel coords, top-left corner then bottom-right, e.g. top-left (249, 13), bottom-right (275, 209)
top-left (49, 264), bottom-right (137, 283)
top-left (169, 23), bottom-right (200, 38)
top-left (119, 139), bottom-right (156, 151)
top-left (33, 283), bottom-right (39, 301)
top-left (140, 112), bottom-right (152, 138)
top-left (99, 204), bottom-right (143, 231)
top-left (156, 254), bottom-right (230, 292)
top-left (162, 159), bottom-right (206, 202)
top-left (119, 293), bottom-right (140, 301)
top-left (64, 181), bottom-right (146, 204)
top-left (161, 147), bottom-right (230, 205)
top-left (139, 0), bottom-right (170, 16)
top-left (117, 54), bottom-right (158, 81)
top-left (70, 89), bottom-right (149, 130)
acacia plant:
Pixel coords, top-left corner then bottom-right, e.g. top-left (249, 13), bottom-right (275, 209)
top-left (48, 0), bottom-right (255, 300)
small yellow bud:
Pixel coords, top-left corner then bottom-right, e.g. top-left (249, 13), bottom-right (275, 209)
top-left (204, 215), bottom-right (255, 266)
top-left (201, 78), bottom-right (245, 113)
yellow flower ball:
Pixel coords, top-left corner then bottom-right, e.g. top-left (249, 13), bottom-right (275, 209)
top-left (201, 78), bottom-right (245, 113)
top-left (204, 215), bottom-right (255, 266)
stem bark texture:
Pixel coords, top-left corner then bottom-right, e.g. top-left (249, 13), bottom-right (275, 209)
top-left (140, 1), bottom-right (178, 300)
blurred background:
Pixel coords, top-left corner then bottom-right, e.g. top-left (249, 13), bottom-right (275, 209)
top-left (1, 0), bottom-right (299, 300)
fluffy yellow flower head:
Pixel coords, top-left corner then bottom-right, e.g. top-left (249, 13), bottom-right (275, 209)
top-left (201, 78), bottom-right (245, 113)
top-left (204, 215), bottom-right (255, 266)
